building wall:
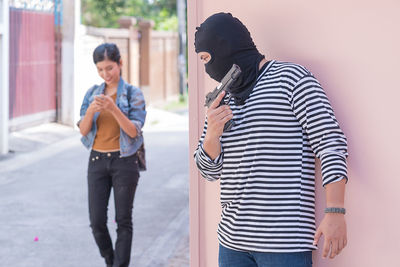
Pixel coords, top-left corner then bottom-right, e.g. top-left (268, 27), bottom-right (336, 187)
top-left (188, 1), bottom-right (400, 266)
top-left (150, 31), bottom-right (179, 104)
top-left (9, 8), bottom-right (56, 128)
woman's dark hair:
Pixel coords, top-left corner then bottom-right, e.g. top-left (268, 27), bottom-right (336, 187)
top-left (93, 43), bottom-right (121, 65)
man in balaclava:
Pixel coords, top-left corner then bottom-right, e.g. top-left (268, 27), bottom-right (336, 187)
top-left (194, 12), bottom-right (266, 105)
top-left (194, 12), bottom-right (349, 267)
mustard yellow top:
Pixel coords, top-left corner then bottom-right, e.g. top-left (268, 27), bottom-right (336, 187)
top-left (92, 93), bottom-right (120, 151)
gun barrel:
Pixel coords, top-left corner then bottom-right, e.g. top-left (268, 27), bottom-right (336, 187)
top-left (204, 64), bottom-right (241, 107)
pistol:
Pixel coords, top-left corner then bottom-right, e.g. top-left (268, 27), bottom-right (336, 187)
top-left (204, 64), bottom-right (241, 132)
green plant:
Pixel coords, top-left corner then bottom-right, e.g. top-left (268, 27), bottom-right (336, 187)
top-left (81, 0), bottom-right (178, 31)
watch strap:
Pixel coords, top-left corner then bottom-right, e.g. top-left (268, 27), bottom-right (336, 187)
top-left (324, 207), bottom-right (346, 214)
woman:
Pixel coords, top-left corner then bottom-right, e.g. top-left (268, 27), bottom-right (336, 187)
top-left (78, 43), bottom-right (146, 267)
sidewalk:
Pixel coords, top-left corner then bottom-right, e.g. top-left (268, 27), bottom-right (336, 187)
top-left (0, 107), bottom-right (190, 267)
top-left (143, 106), bottom-right (189, 132)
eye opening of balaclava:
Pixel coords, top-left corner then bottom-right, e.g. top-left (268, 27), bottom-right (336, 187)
top-left (194, 12), bottom-right (265, 105)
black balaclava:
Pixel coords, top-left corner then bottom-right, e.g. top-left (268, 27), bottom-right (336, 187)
top-left (194, 12), bottom-right (265, 105)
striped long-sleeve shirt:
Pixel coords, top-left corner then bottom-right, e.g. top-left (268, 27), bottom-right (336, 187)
top-left (194, 60), bottom-right (348, 253)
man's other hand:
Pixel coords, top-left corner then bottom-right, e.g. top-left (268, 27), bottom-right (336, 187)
top-left (313, 213), bottom-right (347, 259)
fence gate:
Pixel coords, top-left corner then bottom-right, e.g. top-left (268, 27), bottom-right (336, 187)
top-left (9, 0), bottom-right (61, 130)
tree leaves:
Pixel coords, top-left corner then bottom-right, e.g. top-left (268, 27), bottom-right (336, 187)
top-left (81, 0), bottom-right (178, 31)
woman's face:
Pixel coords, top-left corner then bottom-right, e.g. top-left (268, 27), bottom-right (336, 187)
top-left (96, 59), bottom-right (122, 86)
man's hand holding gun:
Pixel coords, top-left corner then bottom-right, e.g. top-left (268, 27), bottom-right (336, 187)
top-left (202, 64), bottom-right (241, 160)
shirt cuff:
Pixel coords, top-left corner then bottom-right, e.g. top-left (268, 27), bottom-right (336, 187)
top-left (199, 143), bottom-right (223, 164)
top-left (323, 175), bottom-right (348, 187)
top-left (131, 120), bottom-right (143, 137)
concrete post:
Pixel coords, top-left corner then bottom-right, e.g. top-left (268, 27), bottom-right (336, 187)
top-left (138, 19), bottom-right (154, 103)
top-left (187, 0), bottom-right (203, 265)
top-left (0, 0), bottom-right (9, 154)
top-left (60, 0), bottom-right (79, 126)
top-left (177, 0), bottom-right (187, 96)
top-left (118, 16), bottom-right (140, 87)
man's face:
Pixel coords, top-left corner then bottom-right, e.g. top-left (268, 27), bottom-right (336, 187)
top-left (198, 51), bottom-right (211, 64)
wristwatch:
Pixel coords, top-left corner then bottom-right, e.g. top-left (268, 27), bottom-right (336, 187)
top-left (324, 207), bottom-right (346, 214)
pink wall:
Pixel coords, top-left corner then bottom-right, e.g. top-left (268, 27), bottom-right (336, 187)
top-left (188, 1), bottom-right (400, 266)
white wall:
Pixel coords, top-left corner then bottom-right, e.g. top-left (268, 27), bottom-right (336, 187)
top-left (73, 25), bottom-right (105, 128)
top-left (0, 0), bottom-right (9, 154)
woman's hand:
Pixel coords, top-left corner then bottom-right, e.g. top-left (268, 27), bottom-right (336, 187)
top-left (92, 93), bottom-right (138, 138)
top-left (87, 98), bottom-right (103, 114)
top-left (313, 213), bottom-right (347, 259)
top-left (94, 94), bottom-right (117, 113)
top-left (79, 98), bottom-right (103, 136)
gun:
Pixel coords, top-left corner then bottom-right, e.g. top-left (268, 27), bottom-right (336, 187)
top-left (204, 64), bottom-right (241, 132)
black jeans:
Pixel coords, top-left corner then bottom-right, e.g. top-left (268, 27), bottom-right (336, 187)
top-left (87, 150), bottom-right (139, 267)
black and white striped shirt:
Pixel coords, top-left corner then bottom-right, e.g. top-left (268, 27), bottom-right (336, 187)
top-left (194, 60), bottom-right (348, 253)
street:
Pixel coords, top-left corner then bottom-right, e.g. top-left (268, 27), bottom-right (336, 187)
top-left (0, 108), bottom-right (189, 267)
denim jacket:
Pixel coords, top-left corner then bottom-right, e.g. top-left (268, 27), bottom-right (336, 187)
top-left (79, 78), bottom-right (146, 157)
